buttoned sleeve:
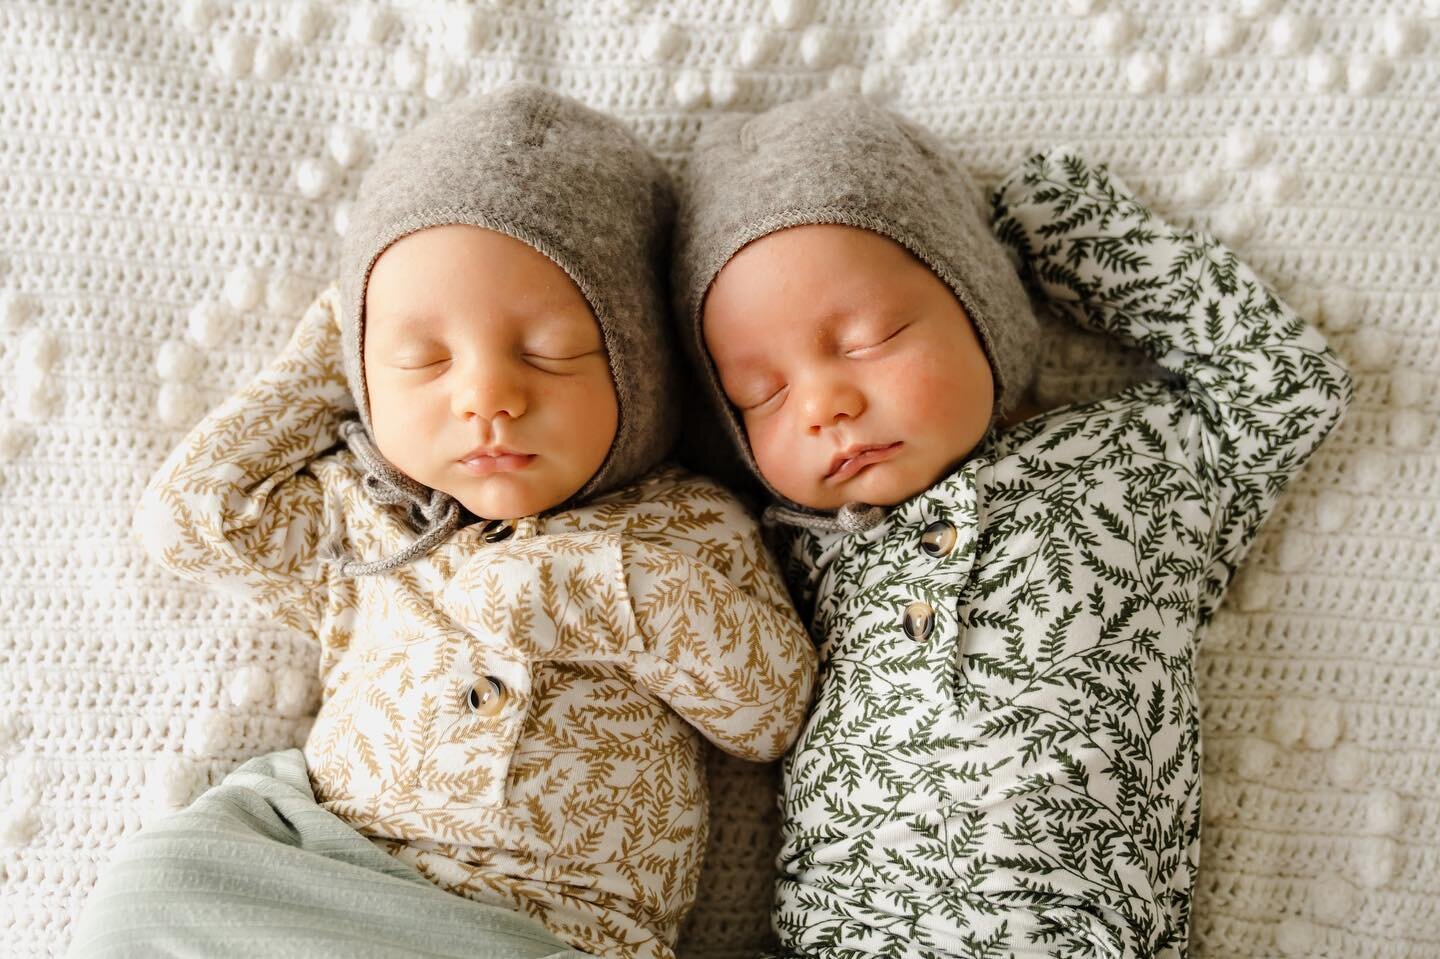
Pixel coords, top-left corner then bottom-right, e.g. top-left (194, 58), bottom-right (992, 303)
top-left (131, 286), bottom-right (352, 635)
top-left (992, 147), bottom-right (1354, 627)
top-left (441, 478), bottom-right (818, 762)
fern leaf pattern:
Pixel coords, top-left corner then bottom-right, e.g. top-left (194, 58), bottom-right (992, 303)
top-left (769, 148), bottom-right (1353, 959)
top-left (134, 287), bottom-right (816, 959)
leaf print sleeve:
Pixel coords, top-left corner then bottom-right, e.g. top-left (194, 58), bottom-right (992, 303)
top-left (442, 517), bottom-right (817, 762)
top-left (131, 286), bottom-right (351, 634)
top-left (623, 508), bottom-right (818, 763)
top-left (992, 146), bottom-right (1355, 628)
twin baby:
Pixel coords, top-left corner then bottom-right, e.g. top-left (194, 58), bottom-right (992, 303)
top-left (126, 83), bottom-right (1353, 959)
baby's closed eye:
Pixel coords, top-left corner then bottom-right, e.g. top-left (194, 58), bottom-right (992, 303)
top-left (841, 319), bottom-right (911, 357)
top-left (722, 373), bottom-right (787, 411)
top-left (391, 352), bottom-right (448, 370)
top-left (523, 346), bottom-right (605, 373)
top-left (740, 383), bottom-right (787, 411)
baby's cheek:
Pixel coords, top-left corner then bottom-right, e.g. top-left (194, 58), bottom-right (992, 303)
top-left (366, 383), bottom-right (402, 446)
top-left (910, 360), bottom-right (994, 461)
top-left (886, 355), bottom-right (990, 474)
top-left (746, 417), bottom-right (805, 492)
top-left (369, 383), bottom-right (448, 479)
top-left (876, 353), bottom-right (954, 424)
top-left (374, 399), bottom-right (403, 433)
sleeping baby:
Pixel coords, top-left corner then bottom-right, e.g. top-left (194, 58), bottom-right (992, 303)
top-left (672, 92), bottom-right (1353, 957)
top-left (104, 83), bottom-right (816, 959)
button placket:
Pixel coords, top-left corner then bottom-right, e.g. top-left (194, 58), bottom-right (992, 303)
top-left (908, 517), bottom-right (957, 645)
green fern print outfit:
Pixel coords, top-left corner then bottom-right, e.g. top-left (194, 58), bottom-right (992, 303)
top-left (768, 147), bottom-right (1354, 959)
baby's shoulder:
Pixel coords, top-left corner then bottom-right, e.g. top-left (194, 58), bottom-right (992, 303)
top-left (610, 462), bottom-right (751, 509)
top-left (589, 462), bottom-right (761, 537)
top-left (992, 379), bottom-right (1184, 461)
top-left (300, 444), bottom-right (404, 536)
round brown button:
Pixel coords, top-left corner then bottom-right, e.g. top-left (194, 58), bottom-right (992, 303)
top-left (920, 521), bottom-right (957, 558)
top-left (467, 676), bottom-right (506, 718)
top-left (902, 601), bottom-right (935, 642)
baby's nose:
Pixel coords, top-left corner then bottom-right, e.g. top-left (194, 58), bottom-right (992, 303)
top-left (801, 380), bottom-right (865, 434)
top-left (451, 371), bottom-right (527, 422)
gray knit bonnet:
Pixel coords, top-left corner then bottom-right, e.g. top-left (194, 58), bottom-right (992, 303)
top-left (671, 91), bottom-right (1041, 533)
top-left (331, 82), bottom-right (679, 576)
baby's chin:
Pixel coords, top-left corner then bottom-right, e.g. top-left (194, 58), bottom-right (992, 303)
top-left (426, 471), bottom-right (582, 522)
top-left (382, 449), bottom-right (600, 521)
top-left (772, 466), bottom-right (937, 513)
top-left (448, 485), bottom-right (568, 521)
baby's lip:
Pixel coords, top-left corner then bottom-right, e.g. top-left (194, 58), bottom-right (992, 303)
top-left (825, 442), bottom-right (903, 483)
top-left (457, 446), bottom-right (536, 475)
top-left (459, 444), bottom-right (528, 462)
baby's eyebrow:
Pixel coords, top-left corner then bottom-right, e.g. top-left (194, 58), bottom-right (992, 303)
top-left (377, 306), bottom-right (599, 345)
top-left (374, 312), bottom-right (440, 338)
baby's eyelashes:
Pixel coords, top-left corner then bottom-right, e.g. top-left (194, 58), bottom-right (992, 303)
top-left (523, 349), bottom-right (604, 373)
top-left (841, 321), bottom-right (911, 358)
top-left (386, 345), bottom-right (602, 373)
top-left (723, 375), bottom-right (786, 411)
top-left (392, 356), bottom-right (448, 370)
top-left (742, 384), bottom-right (787, 411)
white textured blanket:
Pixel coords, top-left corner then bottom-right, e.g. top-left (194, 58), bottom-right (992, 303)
top-left (1, 2), bottom-right (1435, 957)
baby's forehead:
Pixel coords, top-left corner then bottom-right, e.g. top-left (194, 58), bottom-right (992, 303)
top-left (362, 226), bottom-right (602, 337)
top-left (730, 226), bottom-right (938, 302)
top-left (707, 225), bottom-right (939, 316)
top-left (735, 221), bottom-right (922, 264)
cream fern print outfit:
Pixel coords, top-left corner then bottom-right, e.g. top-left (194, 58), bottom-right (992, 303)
top-left (768, 148), bottom-right (1354, 958)
top-left (133, 285), bottom-right (817, 959)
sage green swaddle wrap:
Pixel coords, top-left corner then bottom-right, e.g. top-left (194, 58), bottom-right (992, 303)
top-left (66, 749), bottom-right (594, 959)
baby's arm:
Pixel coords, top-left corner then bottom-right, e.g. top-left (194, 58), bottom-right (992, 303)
top-left (132, 286), bottom-right (353, 634)
top-left (992, 147), bottom-right (1355, 627)
top-left (621, 499), bottom-right (818, 762)
top-left (441, 490), bottom-right (818, 762)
